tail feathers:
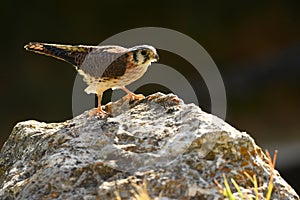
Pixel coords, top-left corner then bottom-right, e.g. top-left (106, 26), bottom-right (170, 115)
top-left (24, 42), bottom-right (89, 67)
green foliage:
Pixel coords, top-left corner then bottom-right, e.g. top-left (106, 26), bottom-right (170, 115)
top-left (215, 150), bottom-right (277, 200)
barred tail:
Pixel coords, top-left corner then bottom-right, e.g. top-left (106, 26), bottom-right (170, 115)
top-left (24, 42), bottom-right (89, 66)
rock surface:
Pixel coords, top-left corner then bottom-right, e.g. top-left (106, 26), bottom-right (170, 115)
top-left (0, 93), bottom-right (299, 200)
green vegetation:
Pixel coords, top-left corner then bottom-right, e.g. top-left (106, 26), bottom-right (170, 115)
top-left (215, 150), bottom-right (277, 200)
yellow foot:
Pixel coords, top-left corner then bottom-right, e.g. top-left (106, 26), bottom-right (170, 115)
top-left (89, 107), bottom-right (109, 118)
top-left (123, 93), bottom-right (145, 101)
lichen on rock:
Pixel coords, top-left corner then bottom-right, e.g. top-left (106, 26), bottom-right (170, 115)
top-left (0, 93), bottom-right (298, 199)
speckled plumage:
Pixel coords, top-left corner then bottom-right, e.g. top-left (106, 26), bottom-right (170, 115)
top-left (24, 42), bottom-right (159, 117)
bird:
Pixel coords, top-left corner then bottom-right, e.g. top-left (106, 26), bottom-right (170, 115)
top-left (24, 42), bottom-right (159, 117)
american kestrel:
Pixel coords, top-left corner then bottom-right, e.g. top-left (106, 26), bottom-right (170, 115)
top-left (24, 42), bottom-right (159, 117)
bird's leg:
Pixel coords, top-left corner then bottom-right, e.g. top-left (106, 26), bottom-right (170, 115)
top-left (121, 86), bottom-right (145, 101)
top-left (89, 93), bottom-right (108, 118)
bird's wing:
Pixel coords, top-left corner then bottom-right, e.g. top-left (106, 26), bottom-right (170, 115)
top-left (24, 42), bottom-right (130, 78)
top-left (80, 45), bottom-right (130, 78)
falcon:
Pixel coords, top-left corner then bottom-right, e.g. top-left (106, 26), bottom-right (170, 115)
top-left (24, 42), bottom-right (159, 117)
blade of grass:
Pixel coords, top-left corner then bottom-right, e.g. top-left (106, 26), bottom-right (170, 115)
top-left (223, 174), bottom-right (235, 200)
top-left (244, 172), bottom-right (254, 183)
top-left (214, 179), bottom-right (226, 196)
top-left (252, 175), bottom-right (259, 200)
top-left (265, 183), bottom-right (273, 200)
top-left (131, 182), bottom-right (152, 200)
top-left (265, 150), bottom-right (277, 200)
top-left (244, 172), bottom-right (259, 200)
top-left (231, 178), bottom-right (245, 200)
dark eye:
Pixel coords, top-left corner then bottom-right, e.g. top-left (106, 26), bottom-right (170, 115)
top-left (141, 50), bottom-right (147, 55)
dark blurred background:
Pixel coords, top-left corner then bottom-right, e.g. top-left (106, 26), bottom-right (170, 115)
top-left (0, 0), bottom-right (299, 193)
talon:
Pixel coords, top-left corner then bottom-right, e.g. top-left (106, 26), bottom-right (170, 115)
top-left (123, 93), bottom-right (145, 101)
top-left (89, 106), bottom-right (109, 118)
top-left (121, 86), bottom-right (145, 101)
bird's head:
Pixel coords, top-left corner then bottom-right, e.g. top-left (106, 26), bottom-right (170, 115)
top-left (130, 45), bottom-right (159, 65)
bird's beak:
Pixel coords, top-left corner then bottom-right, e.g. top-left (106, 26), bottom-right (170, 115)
top-left (154, 54), bottom-right (159, 62)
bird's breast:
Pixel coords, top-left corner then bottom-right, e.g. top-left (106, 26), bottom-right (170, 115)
top-left (117, 62), bottom-right (150, 86)
top-left (78, 62), bottom-right (151, 93)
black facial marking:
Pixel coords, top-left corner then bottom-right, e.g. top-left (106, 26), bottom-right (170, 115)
top-left (142, 54), bottom-right (150, 64)
top-left (133, 51), bottom-right (138, 62)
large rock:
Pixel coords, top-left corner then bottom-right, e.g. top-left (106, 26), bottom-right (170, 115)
top-left (0, 93), bottom-right (298, 200)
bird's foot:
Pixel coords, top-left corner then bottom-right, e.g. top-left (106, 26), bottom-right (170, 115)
top-left (89, 106), bottom-right (109, 118)
top-left (123, 93), bottom-right (145, 101)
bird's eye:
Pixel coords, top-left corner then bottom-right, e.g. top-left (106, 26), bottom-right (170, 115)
top-left (141, 50), bottom-right (147, 55)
